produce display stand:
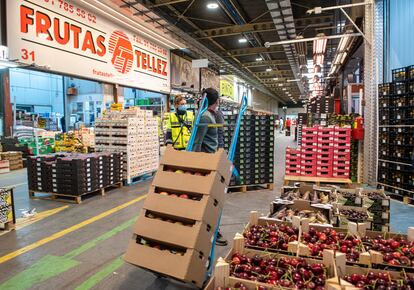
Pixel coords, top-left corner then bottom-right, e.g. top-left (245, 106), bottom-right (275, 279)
top-left (0, 187), bottom-right (16, 231)
top-left (284, 175), bottom-right (353, 187)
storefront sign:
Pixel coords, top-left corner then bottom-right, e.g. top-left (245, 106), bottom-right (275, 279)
top-left (220, 79), bottom-right (234, 99)
top-left (7, 0), bottom-right (170, 92)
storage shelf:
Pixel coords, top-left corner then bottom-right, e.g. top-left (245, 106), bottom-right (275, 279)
top-left (378, 159), bottom-right (413, 167)
top-left (378, 182), bottom-right (414, 194)
top-left (379, 125), bottom-right (414, 128)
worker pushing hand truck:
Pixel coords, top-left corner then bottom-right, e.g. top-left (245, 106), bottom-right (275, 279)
top-left (187, 90), bottom-right (249, 287)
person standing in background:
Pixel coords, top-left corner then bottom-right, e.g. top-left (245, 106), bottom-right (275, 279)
top-left (215, 107), bottom-right (225, 149)
top-left (165, 95), bottom-right (194, 150)
top-left (280, 117), bottom-right (284, 132)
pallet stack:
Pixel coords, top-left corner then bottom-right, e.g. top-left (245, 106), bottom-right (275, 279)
top-left (285, 126), bottom-right (352, 178)
top-left (378, 67), bottom-right (414, 198)
top-left (1, 152), bottom-right (23, 171)
top-left (125, 146), bottom-right (232, 288)
top-left (28, 153), bottom-right (123, 197)
top-left (95, 108), bottom-right (159, 184)
top-left (301, 127), bottom-right (318, 176)
top-left (223, 114), bottom-right (275, 187)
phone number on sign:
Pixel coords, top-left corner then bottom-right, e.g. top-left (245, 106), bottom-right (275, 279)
top-left (43, 0), bottom-right (97, 24)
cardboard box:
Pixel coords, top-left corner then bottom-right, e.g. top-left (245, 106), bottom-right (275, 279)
top-left (152, 170), bottom-right (226, 205)
top-left (124, 236), bottom-right (207, 288)
top-left (143, 187), bottom-right (222, 226)
top-left (133, 210), bottom-right (216, 257)
top-left (160, 146), bottom-right (232, 185)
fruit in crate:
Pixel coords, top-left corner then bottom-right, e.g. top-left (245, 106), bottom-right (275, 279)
top-left (175, 170), bottom-right (184, 174)
top-left (339, 209), bottom-right (369, 222)
top-left (343, 271), bottom-right (414, 289)
top-left (159, 191), bottom-right (169, 196)
top-left (282, 190), bottom-right (331, 204)
top-left (302, 227), bottom-right (362, 262)
top-left (270, 208), bottom-right (329, 224)
top-left (364, 191), bottom-right (386, 200)
top-left (244, 224), bottom-right (299, 250)
top-left (363, 235), bottom-right (414, 267)
top-left (229, 253), bottom-right (327, 289)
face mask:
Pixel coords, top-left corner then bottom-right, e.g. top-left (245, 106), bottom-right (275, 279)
top-left (177, 105), bottom-right (187, 115)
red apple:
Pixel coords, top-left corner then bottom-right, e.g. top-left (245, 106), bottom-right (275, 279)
top-left (179, 194), bottom-right (189, 199)
top-left (170, 194), bottom-right (178, 198)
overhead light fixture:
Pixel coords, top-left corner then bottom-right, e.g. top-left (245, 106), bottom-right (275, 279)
top-left (256, 57), bottom-right (263, 61)
top-left (207, 3), bottom-right (219, 9)
top-left (266, 68), bottom-right (272, 72)
top-left (239, 38), bottom-right (248, 43)
top-left (282, 88), bottom-right (287, 91)
top-left (273, 78), bottom-right (278, 81)
top-left (287, 79), bottom-right (300, 82)
top-left (278, 84), bottom-right (283, 87)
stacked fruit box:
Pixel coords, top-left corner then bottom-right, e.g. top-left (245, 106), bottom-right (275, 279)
top-left (28, 153), bottom-right (123, 195)
top-left (95, 108), bottom-right (159, 184)
top-left (316, 127), bottom-right (334, 177)
top-left (0, 152), bottom-right (23, 171)
top-left (332, 126), bottom-right (351, 178)
top-left (124, 146), bottom-right (232, 288)
top-left (361, 188), bottom-right (391, 232)
top-left (300, 127), bottom-right (318, 177)
top-left (285, 147), bottom-right (301, 176)
top-left (223, 114), bottom-right (275, 186)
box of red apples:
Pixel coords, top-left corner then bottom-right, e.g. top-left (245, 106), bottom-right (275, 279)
top-left (205, 233), bottom-right (414, 290)
top-left (125, 146), bottom-right (232, 288)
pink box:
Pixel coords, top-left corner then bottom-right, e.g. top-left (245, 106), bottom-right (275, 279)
top-left (317, 159), bottom-right (333, 167)
top-left (318, 144), bottom-right (332, 150)
top-left (286, 168), bottom-right (301, 176)
top-left (332, 171), bottom-right (350, 178)
top-left (334, 135), bottom-right (351, 143)
top-left (286, 160), bottom-right (301, 166)
top-left (318, 136), bottom-right (335, 142)
top-left (333, 160), bottom-right (350, 166)
top-left (333, 165), bottom-right (350, 171)
top-left (302, 141), bottom-right (319, 147)
top-left (302, 135), bottom-right (318, 142)
top-left (303, 127), bottom-right (318, 133)
top-left (334, 148), bottom-right (351, 154)
top-left (301, 170), bottom-right (317, 177)
top-left (301, 145), bottom-right (318, 152)
top-left (317, 171), bottom-right (333, 178)
top-left (317, 152), bottom-right (334, 161)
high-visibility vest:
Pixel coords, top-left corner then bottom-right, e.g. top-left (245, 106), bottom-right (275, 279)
top-left (167, 111), bottom-right (194, 149)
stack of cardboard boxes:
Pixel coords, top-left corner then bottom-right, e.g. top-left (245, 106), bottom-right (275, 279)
top-left (95, 108), bottom-right (159, 184)
top-left (125, 146), bottom-right (232, 288)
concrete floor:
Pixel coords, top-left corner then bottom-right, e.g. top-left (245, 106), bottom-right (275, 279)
top-left (0, 132), bottom-right (412, 290)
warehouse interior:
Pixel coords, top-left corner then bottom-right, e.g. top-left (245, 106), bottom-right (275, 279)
top-left (0, 0), bottom-right (413, 290)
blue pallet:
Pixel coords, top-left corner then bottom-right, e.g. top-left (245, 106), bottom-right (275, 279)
top-left (124, 171), bottom-right (156, 186)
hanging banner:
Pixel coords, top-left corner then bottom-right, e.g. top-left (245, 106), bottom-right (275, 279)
top-left (7, 0), bottom-right (170, 93)
top-left (171, 53), bottom-right (200, 91)
top-left (220, 79), bottom-right (234, 99)
top-left (201, 68), bottom-right (219, 92)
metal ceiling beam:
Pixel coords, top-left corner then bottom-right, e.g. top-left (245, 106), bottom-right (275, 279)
top-left (222, 46), bottom-right (284, 57)
top-left (254, 70), bottom-right (293, 77)
top-left (121, 0), bottom-right (190, 8)
top-left (193, 22), bottom-right (276, 39)
top-left (242, 59), bottom-right (289, 67)
top-left (192, 15), bottom-right (333, 39)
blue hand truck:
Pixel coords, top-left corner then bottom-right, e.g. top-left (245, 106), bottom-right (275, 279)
top-left (186, 94), bottom-right (249, 287)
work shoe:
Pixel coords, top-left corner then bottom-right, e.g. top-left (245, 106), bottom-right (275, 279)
top-left (216, 232), bottom-right (228, 246)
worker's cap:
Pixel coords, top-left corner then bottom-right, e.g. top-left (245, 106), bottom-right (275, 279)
top-left (202, 88), bottom-right (219, 106)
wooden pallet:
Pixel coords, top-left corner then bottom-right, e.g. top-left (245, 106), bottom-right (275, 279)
top-left (124, 171), bottom-right (156, 186)
top-left (28, 182), bottom-right (123, 204)
top-left (228, 183), bottom-right (274, 193)
top-left (284, 175), bottom-right (353, 187)
top-left (0, 220), bottom-right (16, 231)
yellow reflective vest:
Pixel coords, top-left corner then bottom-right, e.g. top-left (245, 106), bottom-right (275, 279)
top-left (166, 111), bottom-right (194, 150)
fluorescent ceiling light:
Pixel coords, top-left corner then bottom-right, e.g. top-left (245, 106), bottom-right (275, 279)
top-left (239, 38), bottom-right (248, 43)
top-left (282, 88), bottom-right (287, 91)
top-left (273, 78), bottom-right (278, 81)
top-left (278, 84), bottom-right (283, 87)
top-left (287, 79), bottom-right (300, 82)
top-left (256, 57), bottom-right (263, 61)
top-left (266, 68), bottom-right (272, 72)
top-left (207, 3), bottom-right (219, 9)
